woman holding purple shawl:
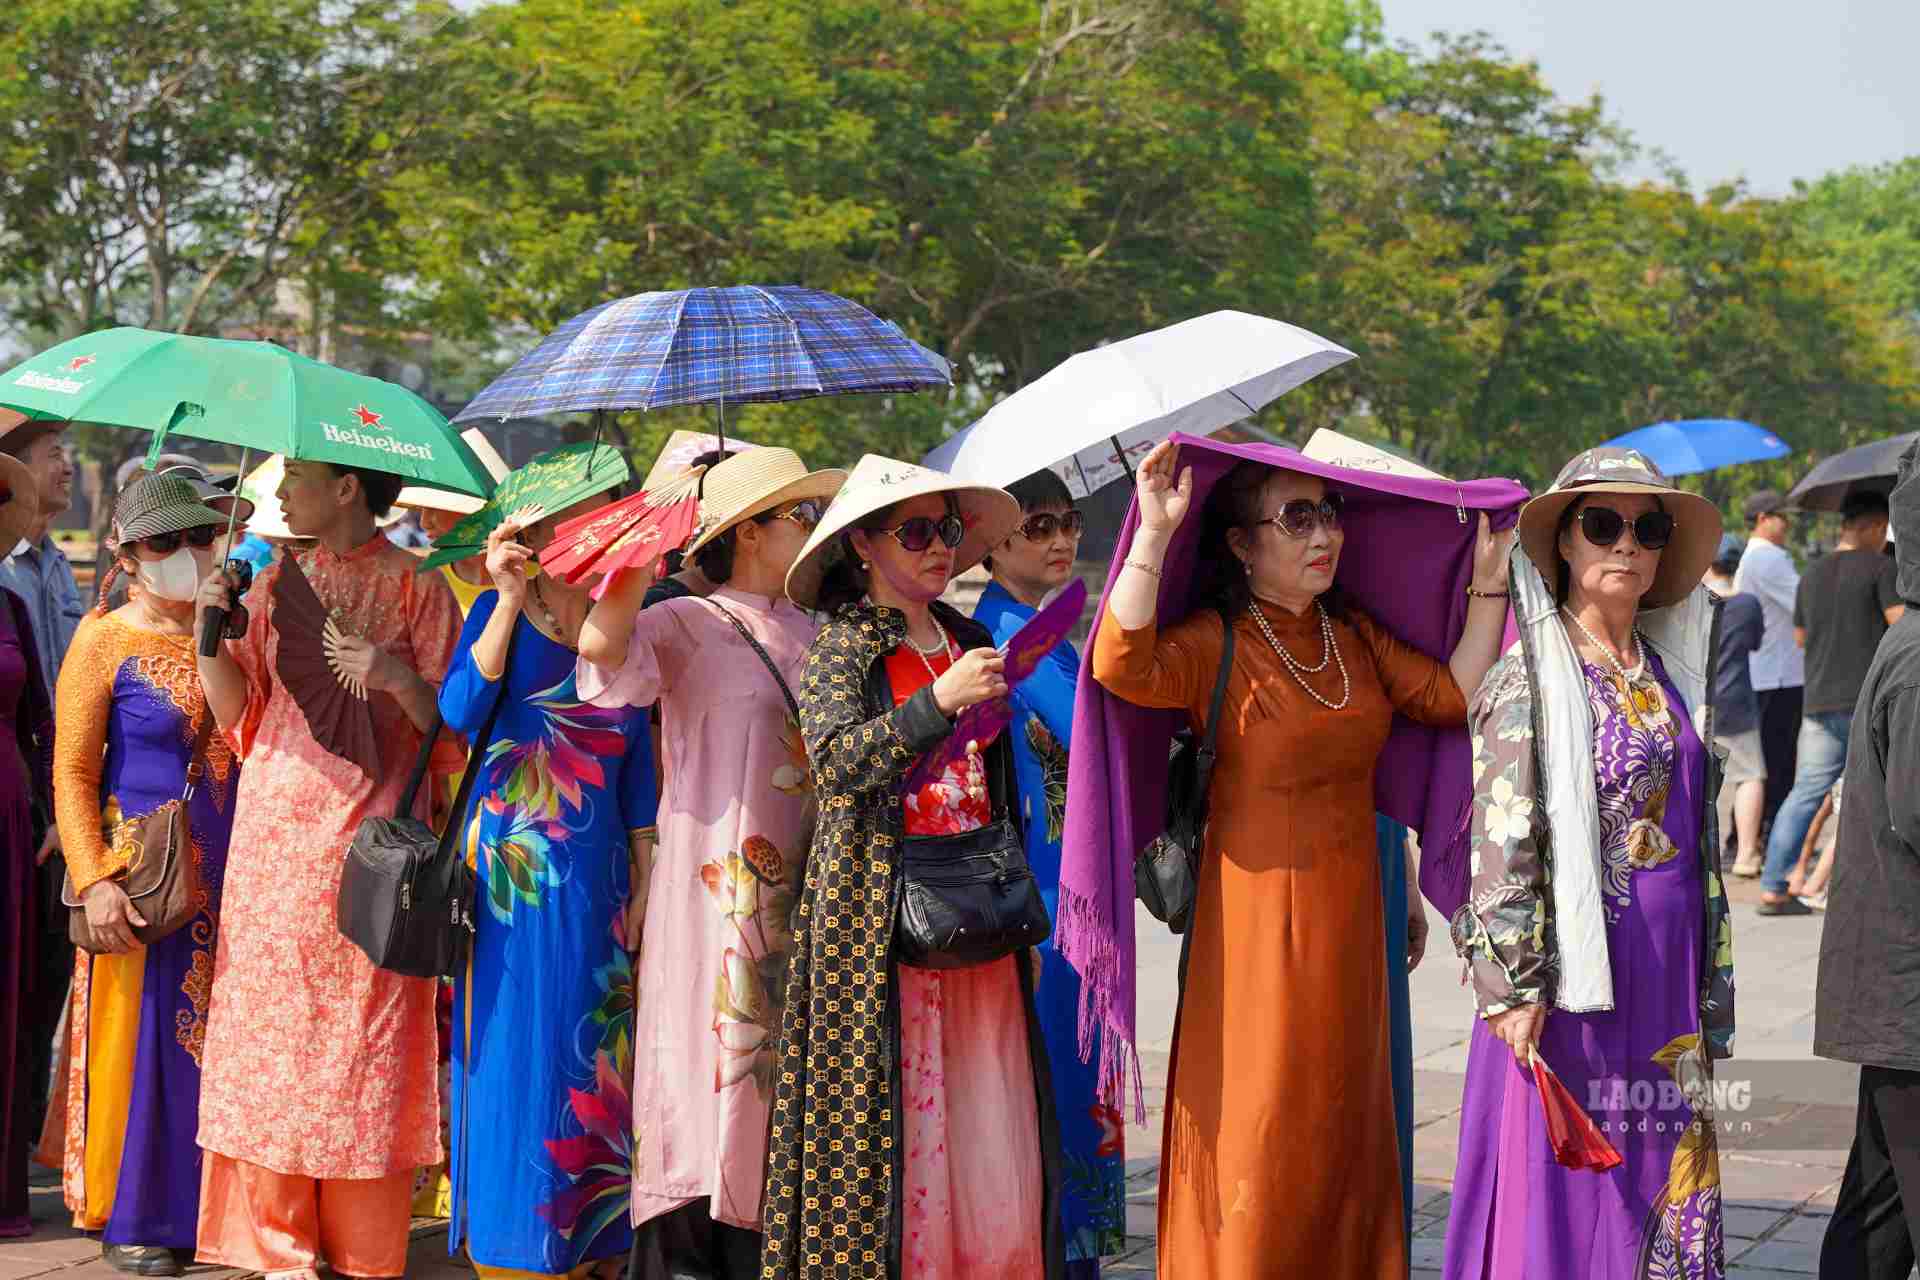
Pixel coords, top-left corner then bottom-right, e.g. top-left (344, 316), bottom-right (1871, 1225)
top-left (1086, 440), bottom-right (1513, 1278)
top-left (1443, 448), bottom-right (1733, 1279)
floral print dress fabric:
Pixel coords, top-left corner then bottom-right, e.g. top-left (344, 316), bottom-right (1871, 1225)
top-left (444, 593), bottom-right (657, 1273)
top-left (1446, 650), bottom-right (1726, 1279)
top-left (197, 535), bottom-right (459, 1179)
top-left (573, 587), bottom-right (816, 1233)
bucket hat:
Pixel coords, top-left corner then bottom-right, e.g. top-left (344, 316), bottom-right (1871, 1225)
top-left (114, 472), bottom-right (231, 544)
top-left (1516, 446), bottom-right (1722, 609)
top-left (784, 455), bottom-right (1019, 609)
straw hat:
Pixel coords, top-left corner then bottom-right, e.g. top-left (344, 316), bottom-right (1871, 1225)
top-left (682, 448), bottom-right (846, 593)
top-left (0, 456), bottom-right (40, 552)
top-left (1516, 446), bottom-right (1722, 609)
top-left (784, 455), bottom-right (1020, 610)
top-left (114, 472), bottom-right (231, 544)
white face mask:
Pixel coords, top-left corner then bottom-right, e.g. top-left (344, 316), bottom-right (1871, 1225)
top-left (137, 546), bottom-right (205, 601)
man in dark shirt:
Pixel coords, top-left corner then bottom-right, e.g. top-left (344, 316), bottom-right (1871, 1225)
top-left (1760, 491), bottom-right (1904, 914)
top-left (1817, 443), bottom-right (1920, 1276)
top-left (1704, 535), bottom-right (1769, 876)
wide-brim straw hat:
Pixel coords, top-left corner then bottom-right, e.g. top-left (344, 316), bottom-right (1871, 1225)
top-left (0, 456), bottom-right (40, 552)
top-left (1516, 446), bottom-right (1722, 609)
top-left (683, 447), bottom-right (846, 596)
top-left (114, 472), bottom-right (232, 544)
top-left (784, 455), bottom-right (1021, 610)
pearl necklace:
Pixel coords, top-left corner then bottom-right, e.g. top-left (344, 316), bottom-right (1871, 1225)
top-left (908, 618), bottom-right (954, 681)
top-left (1251, 599), bottom-right (1351, 711)
top-left (1560, 607), bottom-right (1644, 683)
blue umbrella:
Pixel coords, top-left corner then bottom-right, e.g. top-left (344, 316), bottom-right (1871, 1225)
top-left (454, 286), bottom-right (950, 423)
top-left (1601, 419), bottom-right (1790, 476)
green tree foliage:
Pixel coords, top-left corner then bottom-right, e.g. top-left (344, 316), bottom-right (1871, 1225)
top-left (2, 0), bottom-right (1916, 501)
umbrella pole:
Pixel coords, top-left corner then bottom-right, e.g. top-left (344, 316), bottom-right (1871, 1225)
top-left (1112, 435), bottom-right (1137, 487)
top-left (200, 444), bottom-right (250, 659)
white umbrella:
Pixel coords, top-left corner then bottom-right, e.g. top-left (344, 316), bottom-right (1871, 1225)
top-left (922, 310), bottom-right (1355, 497)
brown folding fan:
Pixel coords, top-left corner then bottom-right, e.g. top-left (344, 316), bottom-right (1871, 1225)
top-left (273, 553), bottom-right (381, 777)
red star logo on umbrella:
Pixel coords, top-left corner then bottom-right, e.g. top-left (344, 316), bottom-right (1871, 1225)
top-left (65, 355), bottom-right (95, 372)
top-left (350, 404), bottom-right (382, 429)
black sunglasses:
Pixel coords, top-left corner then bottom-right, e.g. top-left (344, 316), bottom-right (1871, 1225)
top-left (1253, 493), bottom-right (1344, 538)
top-left (1018, 510), bottom-right (1085, 542)
top-left (139, 525), bottom-right (220, 555)
top-left (883, 513), bottom-right (965, 553)
top-left (1578, 506), bottom-right (1673, 551)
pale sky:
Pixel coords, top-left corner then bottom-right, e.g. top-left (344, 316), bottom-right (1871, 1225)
top-left (1377, 0), bottom-right (1920, 194)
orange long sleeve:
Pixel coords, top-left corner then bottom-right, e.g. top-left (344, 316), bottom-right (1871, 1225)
top-left (53, 612), bottom-right (120, 895)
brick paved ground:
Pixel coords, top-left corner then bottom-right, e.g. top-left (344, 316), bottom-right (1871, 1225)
top-left (3, 878), bottom-right (1871, 1278)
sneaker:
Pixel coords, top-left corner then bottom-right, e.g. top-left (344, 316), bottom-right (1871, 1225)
top-left (1756, 896), bottom-right (1815, 917)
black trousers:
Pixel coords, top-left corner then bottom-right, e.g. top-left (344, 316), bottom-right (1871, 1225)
top-left (1822, 1065), bottom-right (1920, 1278)
top-left (25, 846), bottom-right (72, 1144)
top-left (1757, 684), bottom-right (1804, 830)
top-left (627, 1201), bottom-right (761, 1280)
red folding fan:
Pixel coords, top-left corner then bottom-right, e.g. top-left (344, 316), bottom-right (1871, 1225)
top-left (540, 471), bottom-right (702, 599)
top-left (1530, 1048), bottom-right (1624, 1172)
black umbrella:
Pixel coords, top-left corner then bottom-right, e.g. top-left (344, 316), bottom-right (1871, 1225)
top-left (1787, 432), bottom-right (1920, 512)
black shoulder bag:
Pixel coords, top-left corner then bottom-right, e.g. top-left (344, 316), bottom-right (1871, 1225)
top-left (1134, 614), bottom-right (1235, 935)
top-left (337, 631), bottom-right (517, 979)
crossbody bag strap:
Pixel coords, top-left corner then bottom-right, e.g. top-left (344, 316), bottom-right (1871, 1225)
top-left (178, 703), bottom-right (218, 796)
top-left (1179, 612), bottom-right (1235, 984)
top-left (708, 600), bottom-right (800, 720)
top-left (434, 623), bottom-right (522, 859)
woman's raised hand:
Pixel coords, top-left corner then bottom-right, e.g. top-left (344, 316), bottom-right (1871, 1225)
top-left (931, 647), bottom-right (1008, 717)
top-left (1136, 441), bottom-right (1194, 540)
top-left (485, 512), bottom-right (538, 607)
top-left (1470, 512), bottom-right (1516, 595)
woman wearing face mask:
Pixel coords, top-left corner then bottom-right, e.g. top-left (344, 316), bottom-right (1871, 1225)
top-left (51, 473), bottom-right (241, 1274)
top-left (573, 448), bottom-right (843, 1279)
top-left (1444, 448), bottom-right (1730, 1279)
top-left (760, 456), bottom-right (1066, 1280)
top-left (972, 469), bottom-right (1124, 1274)
top-left (434, 444), bottom-right (658, 1280)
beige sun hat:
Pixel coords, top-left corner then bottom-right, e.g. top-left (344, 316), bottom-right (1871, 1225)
top-left (784, 455), bottom-right (1021, 610)
top-left (682, 447), bottom-right (847, 598)
top-left (1516, 446), bottom-right (1723, 609)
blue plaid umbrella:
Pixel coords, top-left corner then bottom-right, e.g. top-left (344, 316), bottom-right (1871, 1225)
top-left (453, 286), bottom-right (951, 423)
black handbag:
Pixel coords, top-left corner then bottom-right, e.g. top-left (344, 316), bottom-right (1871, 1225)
top-left (1134, 614), bottom-right (1234, 935)
top-left (336, 635), bottom-right (515, 979)
top-left (894, 725), bottom-right (1052, 971)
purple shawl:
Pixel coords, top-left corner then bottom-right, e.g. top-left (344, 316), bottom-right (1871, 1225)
top-left (1056, 433), bottom-right (1528, 1112)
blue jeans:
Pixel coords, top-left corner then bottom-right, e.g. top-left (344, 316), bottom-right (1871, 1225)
top-left (1761, 710), bottom-right (1852, 894)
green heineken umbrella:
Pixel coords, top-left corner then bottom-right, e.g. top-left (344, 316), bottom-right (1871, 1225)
top-left (0, 327), bottom-right (494, 497)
